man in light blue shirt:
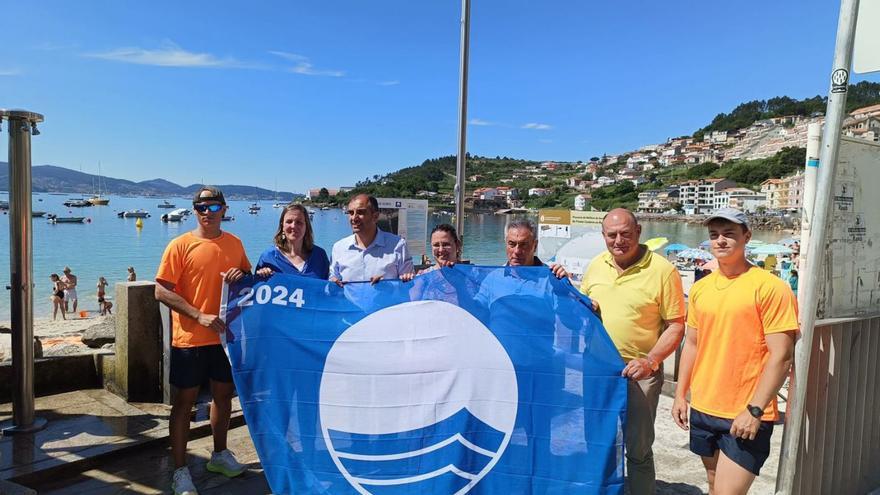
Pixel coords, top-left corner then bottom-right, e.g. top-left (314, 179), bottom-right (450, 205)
top-left (330, 194), bottom-right (414, 284)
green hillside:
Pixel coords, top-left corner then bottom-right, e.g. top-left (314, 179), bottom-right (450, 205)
top-left (317, 82), bottom-right (880, 211)
top-left (694, 81), bottom-right (880, 139)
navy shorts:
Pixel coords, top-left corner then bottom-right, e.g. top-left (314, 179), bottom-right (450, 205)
top-left (170, 344), bottom-right (233, 389)
top-left (689, 409), bottom-right (774, 475)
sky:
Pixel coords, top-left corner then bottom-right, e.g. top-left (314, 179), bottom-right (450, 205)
top-left (1, 1), bottom-right (878, 194)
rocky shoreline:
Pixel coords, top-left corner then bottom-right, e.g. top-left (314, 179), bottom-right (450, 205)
top-left (636, 212), bottom-right (800, 232)
top-left (0, 315), bottom-right (115, 362)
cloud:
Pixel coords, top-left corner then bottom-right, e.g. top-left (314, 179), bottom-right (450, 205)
top-left (270, 51), bottom-right (345, 77)
top-left (469, 118), bottom-right (494, 126)
top-left (378, 80), bottom-right (400, 86)
top-left (522, 123), bottom-right (553, 130)
top-left (84, 42), bottom-right (253, 68)
top-left (0, 69), bottom-right (21, 76)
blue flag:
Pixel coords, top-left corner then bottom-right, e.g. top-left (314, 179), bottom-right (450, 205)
top-left (222, 265), bottom-right (626, 494)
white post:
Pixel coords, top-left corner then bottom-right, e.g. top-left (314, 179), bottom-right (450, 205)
top-left (775, 1), bottom-right (861, 493)
top-left (796, 123), bottom-right (822, 309)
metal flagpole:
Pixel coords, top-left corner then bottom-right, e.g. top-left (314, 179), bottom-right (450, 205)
top-left (1, 109), bottom-right (48, 435)
top-left (775, 0), bottom-right (860, 492)
top-left (454, 0), bottom-right (471, 241)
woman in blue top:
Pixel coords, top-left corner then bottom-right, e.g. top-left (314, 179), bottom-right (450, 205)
top-left (256, 203), bottom-right (329, 279)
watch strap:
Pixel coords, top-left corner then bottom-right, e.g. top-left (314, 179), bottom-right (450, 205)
top-left (747, 404), bottom-right (763, 419)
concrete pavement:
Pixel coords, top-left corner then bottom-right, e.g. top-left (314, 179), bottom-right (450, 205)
top-left (22, 393), bottom-right (782, 494)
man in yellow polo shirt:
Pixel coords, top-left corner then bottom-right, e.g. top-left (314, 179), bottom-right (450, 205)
top-left (672, 208), bottom-right (797, 494)
top-left (580, 208), bottom-right (685, 495)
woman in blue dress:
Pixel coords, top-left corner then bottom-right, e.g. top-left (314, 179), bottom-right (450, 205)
top-left (256, 203), bottom-right (329, 279)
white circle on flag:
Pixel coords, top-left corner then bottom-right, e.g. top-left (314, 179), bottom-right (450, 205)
top-left (319, 300), bottom-right (518, 494)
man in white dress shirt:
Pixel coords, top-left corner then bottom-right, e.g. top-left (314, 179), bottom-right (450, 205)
top-left (330, 194), bottom-right (414, 284)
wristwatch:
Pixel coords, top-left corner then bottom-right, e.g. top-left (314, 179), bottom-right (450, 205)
top-left (747, 404), bottom-right (763, 419)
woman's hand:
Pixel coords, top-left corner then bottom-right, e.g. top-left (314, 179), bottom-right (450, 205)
top-left (256, 267), bottom-right (273, 278)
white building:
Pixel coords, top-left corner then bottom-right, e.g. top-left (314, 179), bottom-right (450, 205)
top-left (596, 176), bottom-right (616, 187)
top-left (714, 187), bottom-right (766, 213)
top-left (494, 186), bottom-right (519, 200)
top-left (679, 178), bottom-right (736, 215)
top-left (472, 187), bottom-right (498, 200)
top-left (574, 194), bottom-right (591, 211)
top-left (528, 187), bottom-right (551, 197)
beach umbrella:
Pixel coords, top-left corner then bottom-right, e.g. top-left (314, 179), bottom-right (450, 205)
top-left (645, 237), bottom-right (669, 252)
top-left (698, 240), bottom-right (710, 249)
top-left (746, 240), bottom-right (766, 248)
top-left (677, 248), bottom-right (715, 261)
top-left (663, 243), bottom-right (689, 255)
top-left (750, 244), bottom-right (793, 256)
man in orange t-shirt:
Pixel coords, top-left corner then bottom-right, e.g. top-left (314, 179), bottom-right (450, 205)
top-left (155, 186), bottom-right (251, 495)
top-left (672, 208), bottom-right (798, 495)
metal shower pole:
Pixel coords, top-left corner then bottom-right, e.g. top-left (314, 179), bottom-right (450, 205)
top-left (1, 109), bottom-right (48, 435)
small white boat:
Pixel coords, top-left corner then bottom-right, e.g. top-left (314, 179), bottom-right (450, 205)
top-left (161, 208), bottom-right (189, 222)
top-left (157, 200), bottom-right (176, 209)
top-left (272, 202), bottom-right (287, 208)
top-left (117, 209), bottom-right (151, 218)
top-left (64, 198), bottom-right (92, 207)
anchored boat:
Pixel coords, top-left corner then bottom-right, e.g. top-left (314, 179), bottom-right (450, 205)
top-left (63, 198), bottom-right (92, 207)
top-left (117, 209), bottom-right (151, 218)
top-left (161, 208), bottom-right (189, 222)
top-left (47, 214), bottom-right (86, 224)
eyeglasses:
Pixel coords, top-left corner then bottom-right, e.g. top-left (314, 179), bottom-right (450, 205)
top-left (193, 203), bottom-right (224, 213)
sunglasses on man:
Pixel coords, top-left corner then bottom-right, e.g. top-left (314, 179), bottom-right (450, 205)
top-left (193, 203), bottom-right (224, 213)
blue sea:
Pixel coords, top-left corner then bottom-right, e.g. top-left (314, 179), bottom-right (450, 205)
top-left (0, 193), bottom-right (788, 320)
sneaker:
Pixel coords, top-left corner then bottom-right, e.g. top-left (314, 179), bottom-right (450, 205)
top-left (206, 449), bottom-right (246, 478)
top-left (172, 466), bottom-right (199, 495)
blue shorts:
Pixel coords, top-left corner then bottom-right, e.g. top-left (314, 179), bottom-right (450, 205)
top-left (689, 409), bottom-right (774, 475)
top-left (170, 344), bottom-right (233, 389)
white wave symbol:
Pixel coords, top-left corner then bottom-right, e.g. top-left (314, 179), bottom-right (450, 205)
top-left (335, 433), bottom-right (497, 486)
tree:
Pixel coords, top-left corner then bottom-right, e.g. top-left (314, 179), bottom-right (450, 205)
top-left (686, 162), bottom-right (720, 180)
top-left (318, 187), bottom-right (330, 201)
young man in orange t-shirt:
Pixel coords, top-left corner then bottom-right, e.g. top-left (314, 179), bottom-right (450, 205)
top-left (672, 208), bottom-right (798, 494)
top-left (156, 186), bottom-right (251, 495)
